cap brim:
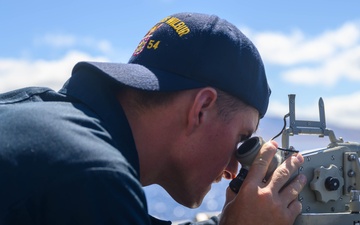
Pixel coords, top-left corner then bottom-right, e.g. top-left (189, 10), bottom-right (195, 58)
top-left (72, 61), bottom-right (205, 92)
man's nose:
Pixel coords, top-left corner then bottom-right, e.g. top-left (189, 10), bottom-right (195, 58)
top-left (223, 155), bottom-right (239, 180)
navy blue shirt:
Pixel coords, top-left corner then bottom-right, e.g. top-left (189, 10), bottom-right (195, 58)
top-left (0, 69), bottom-right (171, 225)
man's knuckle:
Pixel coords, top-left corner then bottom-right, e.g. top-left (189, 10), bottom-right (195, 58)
top-left (277, 167), bottom-right (291, 178)
top-left (252, 157), bottom-right (268, 167)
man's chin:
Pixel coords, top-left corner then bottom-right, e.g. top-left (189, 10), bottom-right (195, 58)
top-left (184, 198), bottom-right (204, 209)
top-left (176, 186), bottom-right (211, 209)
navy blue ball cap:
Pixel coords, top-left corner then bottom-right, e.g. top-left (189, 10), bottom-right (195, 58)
top-left (72, 12), bottom-right (271, 118)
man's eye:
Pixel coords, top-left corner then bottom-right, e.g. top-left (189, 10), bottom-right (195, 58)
top-left (239, 134), bottom-right (251, 143)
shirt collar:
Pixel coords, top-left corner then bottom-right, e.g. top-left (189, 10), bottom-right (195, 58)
top-left (59, 68), bottom-right (140, 175)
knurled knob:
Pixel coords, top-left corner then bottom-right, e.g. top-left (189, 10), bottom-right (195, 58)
top-left (310, 164), bottom-right (344, 203)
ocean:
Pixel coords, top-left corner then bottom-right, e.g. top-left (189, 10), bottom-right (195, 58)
top-left (144, 180), bottom-right (228, 222)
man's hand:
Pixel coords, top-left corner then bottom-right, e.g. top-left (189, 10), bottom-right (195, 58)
top-left (220, 140), bottom-right (307, 225)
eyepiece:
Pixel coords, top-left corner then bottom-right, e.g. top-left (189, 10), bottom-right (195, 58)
top-left (236, 136), bottom-right (265, 169)
top-left (235, 136), bottom-right (283, 180)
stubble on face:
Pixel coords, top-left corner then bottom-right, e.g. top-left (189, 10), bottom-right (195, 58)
top-left (171, 107), bottom-right (259, 208)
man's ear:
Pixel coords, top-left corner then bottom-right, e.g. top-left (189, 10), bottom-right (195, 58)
top-left (186, 88), bottom-right (218, 135)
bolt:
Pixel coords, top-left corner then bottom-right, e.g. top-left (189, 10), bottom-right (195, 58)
top-left (331, 155), bottom-right (335, 160)
top-left (348, 170), bottom-right (356, 177)
top-left (348, 186), bottom-right (355, 193)
top-left (348, 154), bottom-right (357, 161)
top-left (345, 204), bottom-right (350, 211)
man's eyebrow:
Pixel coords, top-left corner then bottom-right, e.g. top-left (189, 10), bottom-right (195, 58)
top-left (240, 116), bottom-right (260, 142)
top-left (248, 117), bottom-right (260, 135)
top-left (255, 118), bottom-right (260, 132)
top-left (239, 134), bottom-right (251, 143)
top-left (248, 118), bottom-right (260, 138)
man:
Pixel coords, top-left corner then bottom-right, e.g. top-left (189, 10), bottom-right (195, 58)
top-left (0, 12), bottom-right (306, 225)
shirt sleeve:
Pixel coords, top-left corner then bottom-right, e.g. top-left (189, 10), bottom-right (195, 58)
top-left (32, 168), bottom-right (150, 225)
top-left (48, 168), bottom-right (150, 225)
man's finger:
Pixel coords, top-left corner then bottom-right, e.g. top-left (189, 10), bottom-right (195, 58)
top-left (269, 153), bottom-right (304, 191)
top-left (245, 141), bottom-right (278, 183)
top-left (280, 173), bottom-right (307, 205)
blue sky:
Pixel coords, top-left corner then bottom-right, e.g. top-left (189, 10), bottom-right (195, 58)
top-left (1, 0), bottom-right (360, 129)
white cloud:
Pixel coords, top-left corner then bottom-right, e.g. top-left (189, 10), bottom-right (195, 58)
top-left (0, 33), bottom-right (132, 94)
top-left (246, 21), bottom-right (360, 65)
top-left (244, 21), bottom-right (360, 88)
top-left (242, 21), bottom-right (360, 129)
top-left (97, 40), bottom-right (113, 53)
top-left (324, 92), bottom-right (360, 127)
top-left (36, 33), bottom-right (77, 48)
top-left (281, 45), bottom-right (360, 86)
top-left (34, 33), bottom-right (114, 55)
top-left (0, 51), bottom-right (108, 93)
